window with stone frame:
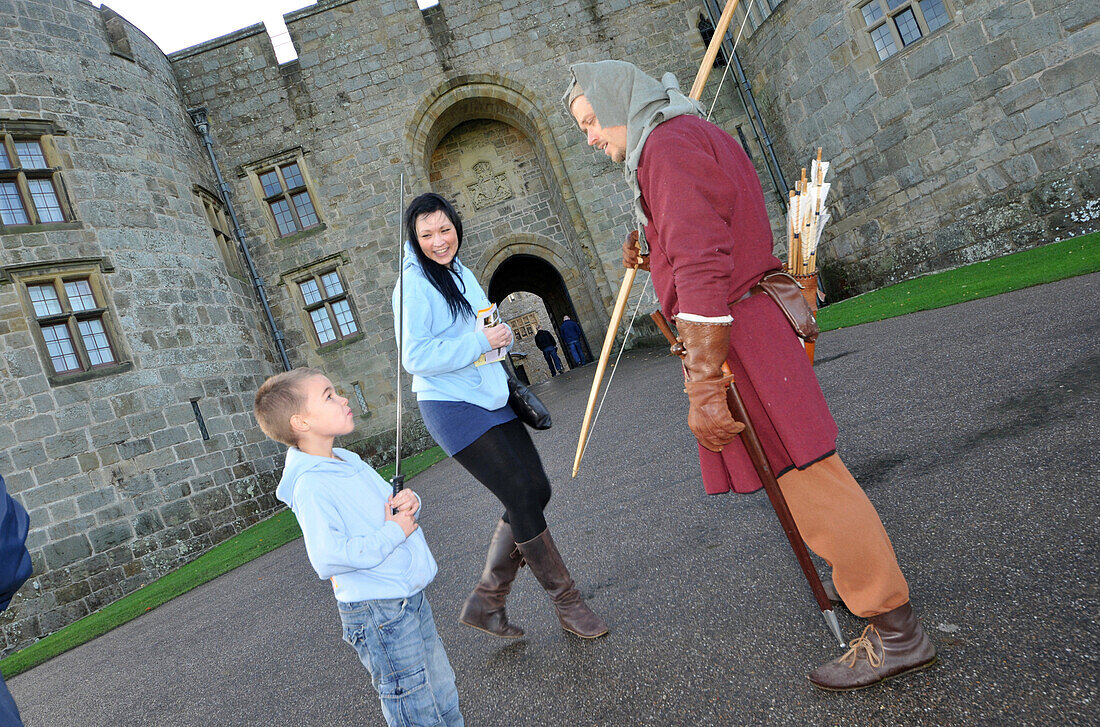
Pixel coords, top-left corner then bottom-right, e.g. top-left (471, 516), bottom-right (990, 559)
top-left (508, 312), bottom-right (539, 341)
top-left (244, 150), bottom-right (321, 238)
top-left (858, 0), bottom-right (952, 62)
top-left (194, 186), bottom-right (245, 278)
top-left (702, 0), bottom-right (783, 41)
top-left (2, 260), bottom-right (130, 382)
top-left (0, 121), bottom-right (75, 230)
top-left (297, 267), bottom-right (360, 347)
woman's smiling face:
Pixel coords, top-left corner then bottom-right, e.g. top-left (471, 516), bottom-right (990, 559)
top-left (415, 209), bottom-right (459, 267)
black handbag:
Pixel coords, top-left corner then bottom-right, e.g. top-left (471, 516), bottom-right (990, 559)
top-left (504, 366), bottom-right (552, 430)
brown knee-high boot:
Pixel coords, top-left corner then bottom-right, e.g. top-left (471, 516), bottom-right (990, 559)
top-left (517, 529), bottom-right (608, 639)
top-left (459, 520), bottom-right (524, 638)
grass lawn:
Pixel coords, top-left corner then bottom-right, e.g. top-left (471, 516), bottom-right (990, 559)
top-left (0, 446), bottom-right (447, 679)
top-left (3, 232), bottom-right (1097, 679)
top-left (817, 232), bottom-right (1099, 331)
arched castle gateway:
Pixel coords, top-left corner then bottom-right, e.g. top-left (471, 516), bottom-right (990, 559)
top-left (406, 77), bottom-right (611, 357)
top-left (1, 0), bottom-right (1094, 654)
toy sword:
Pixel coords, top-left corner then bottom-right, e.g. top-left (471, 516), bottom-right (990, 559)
top-left (391, 174), bottom-right (406, 503)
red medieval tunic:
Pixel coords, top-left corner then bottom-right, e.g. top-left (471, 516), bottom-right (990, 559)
top-left (637, 115), bottom-right (838, 494)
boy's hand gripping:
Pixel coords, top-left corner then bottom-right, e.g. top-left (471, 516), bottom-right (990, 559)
top-left (385, 495), bottom-right (419, 537)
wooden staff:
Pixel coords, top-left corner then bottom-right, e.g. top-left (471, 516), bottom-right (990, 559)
top-left (571, 0), bottom-right (743, 479)
top-left (650, 310), bottom-right (845, 648)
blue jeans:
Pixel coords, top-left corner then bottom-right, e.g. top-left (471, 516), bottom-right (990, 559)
top-left (0, 671), bottom-right (23, 726)
top-left (541, 346), bottom-right (563, 374)
top-left (339, 592), bottom-right (463, 727)
top-left (564, 339), bottom-right (585, 365)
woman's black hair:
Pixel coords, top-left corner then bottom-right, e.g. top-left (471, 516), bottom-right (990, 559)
top-left (404, 192), bottom-right (474, 321)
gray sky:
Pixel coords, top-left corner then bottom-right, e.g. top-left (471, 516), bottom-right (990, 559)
top-left (93, 1), bottom-right (319, 59)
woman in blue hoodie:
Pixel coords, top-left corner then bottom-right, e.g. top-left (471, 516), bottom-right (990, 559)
top-left (393, 193), bottom-right (607, 640)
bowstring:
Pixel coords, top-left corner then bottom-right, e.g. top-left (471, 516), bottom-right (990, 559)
top-left (580, 273), bottom-right (655, 464)
top-left (707, 0), bottom-right (757, 121)
top-left (578, 0), bottom-right (756, 461)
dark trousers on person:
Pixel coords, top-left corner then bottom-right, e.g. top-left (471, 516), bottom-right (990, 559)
top-left (541, 346), bottom-right (563, 375)
top-left (454, 419), bottom-right (607, 639)
top-left (454, 419), bottom-right (551, 541)
top-left (0, 672), bottom-right (23, 727)
top-left (564, 339), bottom-right (585, 365)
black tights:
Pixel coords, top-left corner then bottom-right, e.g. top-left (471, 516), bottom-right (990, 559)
top-left (453, 418), bottom-right (551, 543)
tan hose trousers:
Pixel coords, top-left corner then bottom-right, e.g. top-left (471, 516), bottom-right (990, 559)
top-left (777, 454), bottom-right (910, 617)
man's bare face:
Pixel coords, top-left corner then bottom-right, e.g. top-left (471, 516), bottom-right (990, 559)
top-left (570, 95), bottom-right (628, 164)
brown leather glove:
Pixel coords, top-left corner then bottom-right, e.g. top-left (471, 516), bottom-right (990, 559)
top-left (622, 230), bottom-right (650, 272)
top-left (676, 319), bottom-right (745, 452)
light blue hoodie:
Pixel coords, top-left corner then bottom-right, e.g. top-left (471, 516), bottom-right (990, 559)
top-left (393, 243), bottom-right (511, 410)
top-left (275, 446), bottom-right (437, 603)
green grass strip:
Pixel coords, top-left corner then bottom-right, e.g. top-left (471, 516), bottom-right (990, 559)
top-left (1, 445), bottom-right (448, 679)
top-left (817, 233), bottom-right (1100, 331)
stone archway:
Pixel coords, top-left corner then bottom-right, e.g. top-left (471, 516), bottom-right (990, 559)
top-left (487, 253), bottom-right (593, 368)
top-left (406, 75), bottom-right (613, 333)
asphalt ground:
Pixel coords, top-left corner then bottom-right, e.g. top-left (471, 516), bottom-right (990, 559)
top-left (10, 273), bottom-right (1099, 727)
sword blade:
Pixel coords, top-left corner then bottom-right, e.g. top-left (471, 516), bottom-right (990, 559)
top-left (393, 174), bottom-right (405, 497)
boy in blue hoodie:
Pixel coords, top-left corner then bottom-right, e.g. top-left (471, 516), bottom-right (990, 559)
top-left (254, 367), bottom-right (463, 727)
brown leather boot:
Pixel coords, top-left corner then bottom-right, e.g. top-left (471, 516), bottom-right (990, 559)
top-left (517, 529), bottom-right (608, 639)
top-left (458, 520), bottom-right (524, 638)
top-left (808, 602), bottom-right (937, 690)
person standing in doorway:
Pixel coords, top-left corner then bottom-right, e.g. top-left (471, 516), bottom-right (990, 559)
top-left (559, 315), bottom-right (587, 366)
top-left (534, 328), bottom-right (564, 376)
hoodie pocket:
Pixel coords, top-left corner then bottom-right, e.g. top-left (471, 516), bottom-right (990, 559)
top-left (451, 362), bottom-right (484, 390)
top-left (386, 543), bottom-right (413, 576)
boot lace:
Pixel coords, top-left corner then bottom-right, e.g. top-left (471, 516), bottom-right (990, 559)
top-left (839, 624), bottom-right (884, 669)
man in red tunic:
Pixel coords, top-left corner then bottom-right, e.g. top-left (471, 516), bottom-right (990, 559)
top-left (564, 60), bottom-right (937, 691)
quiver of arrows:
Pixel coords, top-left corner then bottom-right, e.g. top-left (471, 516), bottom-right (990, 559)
top-left (786, 148), bottom-right (831, 282)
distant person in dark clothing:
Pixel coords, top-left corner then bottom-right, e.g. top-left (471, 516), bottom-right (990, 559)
top-left (0, 474), bottom-right (31, 727)
top-left (559, 315), bottom-right (586, 366)
top-left (534, 328), bottom-right (564, 376)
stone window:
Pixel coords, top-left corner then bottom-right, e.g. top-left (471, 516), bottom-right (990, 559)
top-left (292, 264), bottom-right (360, 347)
top-left (858, 0), bottom-right (952, 61)
top-left (0, 121), bottom-right (75, 231)
top-left (194, 186), bottom-right (244, 278)
top-left (508, 312), bottom-right (539, 341)
top-left (2, 259), bottom-right (131, 383)
top-left (704, 0), bottom-right (783, 40)
top-left (243, 149), bottom-right (322, 239)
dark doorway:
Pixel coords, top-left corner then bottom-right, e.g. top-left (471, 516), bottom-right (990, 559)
top-left (488, 254), bottom-right (592, 368)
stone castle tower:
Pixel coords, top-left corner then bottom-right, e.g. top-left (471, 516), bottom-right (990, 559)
top-left (1, 0), bottom-right (1094, 654)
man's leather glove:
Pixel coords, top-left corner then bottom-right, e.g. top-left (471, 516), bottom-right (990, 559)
top-left (676, 319), bottom-right (744, 452)
top-left (622, 230), bottom-right (650, 272)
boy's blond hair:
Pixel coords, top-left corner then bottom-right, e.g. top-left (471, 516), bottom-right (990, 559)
top-left (253, 367), bottom-right (324, 446)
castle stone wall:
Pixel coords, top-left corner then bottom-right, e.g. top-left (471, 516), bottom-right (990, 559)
top-left (736, 0), bottom-right (1099, 296)
top-left (166, 0), bottom-right (746, 453)
top-left (0, 0), bottom-right (283, 655)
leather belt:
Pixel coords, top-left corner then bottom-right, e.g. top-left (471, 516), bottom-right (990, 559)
top-left (736, 285), bottom-right (762, 304)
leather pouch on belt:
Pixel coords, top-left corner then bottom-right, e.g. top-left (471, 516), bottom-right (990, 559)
top-left (750, 270), bottom-right (820, 342)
